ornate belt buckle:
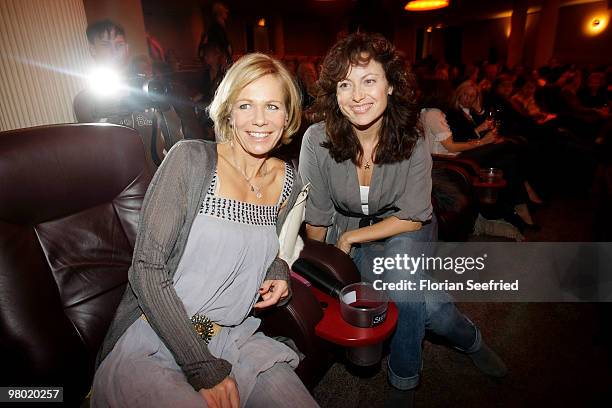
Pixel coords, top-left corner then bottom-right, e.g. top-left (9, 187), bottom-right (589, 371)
top-left (191, 314), bottom-right (215, 344)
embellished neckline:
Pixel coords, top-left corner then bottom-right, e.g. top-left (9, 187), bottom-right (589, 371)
top-left (197, 163), bottom-right (294, 226)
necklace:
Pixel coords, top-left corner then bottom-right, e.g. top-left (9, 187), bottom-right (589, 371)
top-left (230, 143), bottom-right (266, 199)
top-left (360, 140), bottom-right (376, 171)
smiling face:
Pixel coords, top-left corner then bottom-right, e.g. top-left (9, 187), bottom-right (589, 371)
top-left (336, 58), bottom-right (392, 133)
top-left (230, 74), bottom-right (287, 157)
top-left (458, 85), bottom-right (478, 109)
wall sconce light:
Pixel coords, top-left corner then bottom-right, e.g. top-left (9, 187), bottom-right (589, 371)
top-left (585, 14), bottom-right (608, 36)
top-left (257, 18), bottom-right (266, 27)
top-left (426, 26), bottom-right (433, 33)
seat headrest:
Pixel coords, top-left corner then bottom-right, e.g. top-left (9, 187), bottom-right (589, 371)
top-left (0, 123), bottom-right (147, 225)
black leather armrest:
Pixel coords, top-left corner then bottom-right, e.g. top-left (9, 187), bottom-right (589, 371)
top-left (257, 277), bottom-right (332, 389)
top-left (432, 153), bottom-right (482, 177)
top-left (298, 237), bottom-right (361, 287)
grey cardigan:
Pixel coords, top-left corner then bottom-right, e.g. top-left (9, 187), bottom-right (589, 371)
top-left (298, 122), bottom-right (432, 245)
top-left (96, 140), bottom-right (301, 391)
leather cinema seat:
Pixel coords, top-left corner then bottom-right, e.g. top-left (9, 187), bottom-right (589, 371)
top-left (2, 122), bottom-right (478, 404)
top-left (259, 237), bottom-right (362, 389)
top-left (0, 123), bottom-right (354, 404)
top-left (0, 123), bottom-right (151, 405)
top-left (432, 161), bottom-right (478, 241)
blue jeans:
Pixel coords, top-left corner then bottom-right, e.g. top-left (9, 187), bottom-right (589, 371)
top-left (352, 217), bottom-right (481, 390)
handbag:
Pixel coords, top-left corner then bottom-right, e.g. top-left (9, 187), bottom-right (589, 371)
top-left (278, 182), bottom-right (310, 266)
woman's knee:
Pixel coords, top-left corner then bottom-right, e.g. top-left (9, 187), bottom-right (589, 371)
top-left (425, 299), bottom-right (464, 334)
top-left (249, 363), bottom-right (317, 407)
top-left (385, 223), bottom-right (437, 255)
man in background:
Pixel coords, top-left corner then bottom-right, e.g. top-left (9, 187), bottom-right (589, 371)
top-left (198, 2), bottom-right (232, 66)
top-left (74, 18), bottom-right (206, 158)
top-left (73, 20), bottom-right (131, 122)
top-left (86, 20), bottom-right (130, 70)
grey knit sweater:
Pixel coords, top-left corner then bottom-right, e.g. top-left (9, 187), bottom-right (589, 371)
top-left (96, 140), bottom-right (301, 391)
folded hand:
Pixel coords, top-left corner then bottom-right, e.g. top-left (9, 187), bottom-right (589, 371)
top-left (254, 279), bottom-right (289, 309)
top-left (199, 376), bottom-right (239, 408)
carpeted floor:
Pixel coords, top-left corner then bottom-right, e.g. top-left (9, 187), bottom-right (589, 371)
top-left (313, 303), bottom-right (612, 407)
top-left (312, 188), bottom-right (612, 407)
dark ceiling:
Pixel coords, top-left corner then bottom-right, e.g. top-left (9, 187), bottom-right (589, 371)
top-left (142, 0), bottom-right (591, 21)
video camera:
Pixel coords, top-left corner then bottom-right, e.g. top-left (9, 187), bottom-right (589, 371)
top-left (87, 68), bottom-right (171, 118)
top-left (85, 67), bottom-right (199, 170)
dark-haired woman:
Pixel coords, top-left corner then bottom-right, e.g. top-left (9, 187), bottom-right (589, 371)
top-left (299, 32), bottom-right (506, 404)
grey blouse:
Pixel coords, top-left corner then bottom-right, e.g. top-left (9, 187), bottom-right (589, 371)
top-left (298, 122), bottom-right (433, 244)
top-left (97, 140), bottom-right (301, 392)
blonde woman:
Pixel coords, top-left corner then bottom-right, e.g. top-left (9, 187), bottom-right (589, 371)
top-left (93, 53), bottom-right (317, 408)
top-left (445, 80), bottom-right (539, 228)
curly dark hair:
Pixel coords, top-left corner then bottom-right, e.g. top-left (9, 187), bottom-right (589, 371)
top-left (308, 32), bottom-right (420, 165)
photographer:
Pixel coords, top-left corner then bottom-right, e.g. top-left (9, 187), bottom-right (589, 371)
top-left (73, 20), bottom-right (205, 171)
top-left (73, 20), bottom-right (130, 123)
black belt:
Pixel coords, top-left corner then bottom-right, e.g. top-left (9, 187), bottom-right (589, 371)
top-left (334, 205), bottom-right (431, 228)
top-left (335, 205), bottom-right (399, 228)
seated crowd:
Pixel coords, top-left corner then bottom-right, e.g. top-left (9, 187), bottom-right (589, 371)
top-left (414, 59), bottom-right (610, 233)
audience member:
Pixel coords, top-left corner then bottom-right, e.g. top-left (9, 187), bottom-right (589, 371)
top-left (282, 57), bottom-right (298, 77)
top-left (297, 60), bottom-right (318, 109)
top-left (198, 2), bottom-right (232, 65)
top-left (301, 32), bottom-right (506, 408)
top-left (444, 80), bottom-right (540, 227)
top-left (93, 53), bottom-right (317, 408)
top-left (73, 19), bottom-right (131, 123)
top-left (511, 76), bottom-right (557, 125)
top-left (478, 62), bottom-right (499, 94)
top-left (578, 71), bottom-right (609, 109)
top-left (146, 32), bottom-right (165, 63)
top-left (559, 70), bottom-right (609, 142)
top-left (86, 19), bottom-right (130, 70)
top-left (200, 43), bottom-right (226, 104)
top-left (196, 42), bottom-right (228, 140)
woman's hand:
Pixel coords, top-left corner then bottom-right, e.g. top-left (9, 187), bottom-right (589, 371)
top-left (480, 131), bottom-right (498, 145)
top-left (335, 231), bottom-right (354, 254)
top-left (475, 120), bottom-right (493, 133)
top-left (254, 279), bottom-right (289, 309)
top-left (199, 376), bottom-right (239, 408)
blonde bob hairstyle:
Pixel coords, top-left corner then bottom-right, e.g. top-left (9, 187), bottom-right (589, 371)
top-left (208, 53), bottom-right (302, 145)
top-left (451, 80), bottom-right (480, 110)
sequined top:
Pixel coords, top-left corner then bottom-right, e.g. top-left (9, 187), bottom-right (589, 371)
top-left (199, 163), bottom-right (294, 226)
